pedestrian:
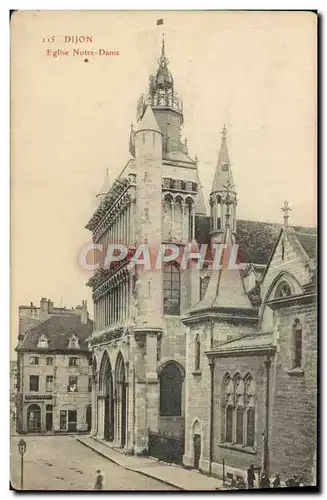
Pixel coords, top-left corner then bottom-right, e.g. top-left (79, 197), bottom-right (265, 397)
top-left (260, 471), bottom-right (270, 489)
top-left (94, 470), bottom-right (104, 490)
top-left (247, 464), bottom-right (255, 489)
top-left (272, 473), bottom-right (281, 488)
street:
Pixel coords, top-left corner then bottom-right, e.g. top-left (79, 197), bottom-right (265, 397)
top-left (10, 435), bottom-right (177, 491)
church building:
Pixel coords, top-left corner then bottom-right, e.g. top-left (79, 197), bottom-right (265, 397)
top-left (86, 39), bottom-right (317, 485)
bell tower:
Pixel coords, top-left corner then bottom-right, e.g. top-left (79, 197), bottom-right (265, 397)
top-left (136, 36), bottom-right (184, 156)
top-left (210, 125), bottom-right (237, 247)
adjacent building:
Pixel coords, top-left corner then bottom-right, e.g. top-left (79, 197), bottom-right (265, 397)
top-left (15, 298), bottom-right (93, 434)
top-left (86, 39), bottom-right (317, 485)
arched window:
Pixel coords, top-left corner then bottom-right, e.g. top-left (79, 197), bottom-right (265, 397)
top-left (223, 376), bottom-right (234, 443)
top-left (275, 281), bottom-right (292, 299)
top-left (245, 377), bottom-right (256, 447)
top-left (221, 374), bottom-right (256, 448)
top-left (27, 404), bottom-right (41, 432)
top-left (163, 263), bottom-right (180, 315)
top-left (235, 378), bottom-right (245, 445)
top-left (174, 200), bottom-right (183, 241)
top-left (163, 199), bottom-right (172, 241)
top-left (195, 334), bottom-right (200, 371)
top-left (200, 276), bottom-right (210, 300)
top-left (159, 362), bottom-right (183, 417)
top-left (292, 319), bottom-right (303, 368)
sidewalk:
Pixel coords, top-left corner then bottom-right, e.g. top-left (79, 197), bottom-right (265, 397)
top-left (76, 435), bottom-right (225, 491)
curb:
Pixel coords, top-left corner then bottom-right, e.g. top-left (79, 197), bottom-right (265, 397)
top-left (76, 437), bottom-right (185, 491)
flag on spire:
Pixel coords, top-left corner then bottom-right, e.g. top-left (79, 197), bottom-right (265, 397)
top-left (157, 18), bottom-right (164, 26)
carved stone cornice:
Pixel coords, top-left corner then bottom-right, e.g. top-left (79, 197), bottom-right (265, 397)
top-left (85, 177), bottom-right (131, 235)
top-left (88, 265), bottom-right (131, 296)
top-left (89, 327), bottom-right (129, 347)
top-left (162, 177), bottom-right (197, 194)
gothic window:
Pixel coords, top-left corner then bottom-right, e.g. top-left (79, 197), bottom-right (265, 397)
top-left (223, 376), bottom-right (234, 443)
top-left (200, 276), bottom-right (210, 300)
top-left (174, 200), bottom-right (183, 240)
top-left (159, 362), bottom-right (183, 417)
top-left (275, 281), bottom-right (292, 299)
top-left (195, 334), bottom-right (200, 371)
top-left (163, 263), bottom-right (180, 315)
top-left (235, 378), bottom-right (245, 445)
top-left (163, 199), bottom-right (172, 241)
top-left (245, 377), bottom-right (256, 447)
top-left (29, 375), bottom-right (39, 392)
top-left (292, 319), bottom-right (303, 368)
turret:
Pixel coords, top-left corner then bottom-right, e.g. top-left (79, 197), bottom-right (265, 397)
top-left (134, 105), bottom-right (163, 327)
top-left (210, 125), bottom-right (237, 247)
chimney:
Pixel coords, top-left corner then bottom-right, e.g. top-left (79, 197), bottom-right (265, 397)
top-left (48, 299), bottom-right (54, 314)
top-left (40, 297), bottom-right (49, 317)
top-left (81, 300), bottom-right (88, 324)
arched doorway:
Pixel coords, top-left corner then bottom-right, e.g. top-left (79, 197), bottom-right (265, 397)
top-left (86, 404), bottom-right (92, 431)
top-left (116, 352), bottom-right (127, 448)
top-left (192, 420), bottom-right (201, 469)
top-left (99, 351), bottom-right (114, 441)
top-left (27, 404), bottom-right (41, 433)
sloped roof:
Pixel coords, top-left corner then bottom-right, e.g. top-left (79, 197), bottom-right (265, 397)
top-left (136, 105), bottom-right (161, 134)
top-left (295, 232), bottom-right (317, 259)
top-left (17, 315), bottom-right (93, 352)
top-left (194, 217), bottom-right (317, 265)
top-left (211, 333), bottom-right (274, 353)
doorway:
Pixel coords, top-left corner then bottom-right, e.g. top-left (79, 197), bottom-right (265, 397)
top-left (27, 404), bottom-right (41, 433)
top-left (67, 410), bottom-right (77, 432)
top-left (86, 405), bottom-right (92, 432)
top-left (46, 404), bottom-right (53, 431)
top-left (193, 434), bottom-right (201, 469)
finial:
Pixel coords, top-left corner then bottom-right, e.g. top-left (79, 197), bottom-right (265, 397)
top-left (106, 168), bottom-right (109, 176)
top-left (158, 32), bottom-right (169, 67)
top-left (281, 200), bottom-right (292, 227)
top-left (184, 137), bottom-right (188, 146)
top-left (221, 124), bottom-right (228, 140)
top-left (194, 153), bottom-right (198, 163)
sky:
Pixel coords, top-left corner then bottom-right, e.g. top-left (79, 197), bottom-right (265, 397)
top-left (11, 10), bottom-right (317, 354)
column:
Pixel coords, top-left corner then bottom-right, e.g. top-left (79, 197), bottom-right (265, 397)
top-left (192, 206), bottom-right (196, 240)
top-left (91, 378), bottom-right (97, 436)
top-left (146, 332), bottom-right (159, 433)
top-left (171, 199), bottom-right (175, 240)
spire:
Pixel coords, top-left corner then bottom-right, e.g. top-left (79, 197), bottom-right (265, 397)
top-left (211, 125), bottom-right (234, 195)
top-left (135, 105), bottom-right (162, 134)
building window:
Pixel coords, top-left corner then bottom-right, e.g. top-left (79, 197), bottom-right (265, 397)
top-left (29, 375), bottom-right (39, 392)
top-left (68, 335), bottom-right (80, 349)
top-left (292, 319), bottom-right (303, 368)
top-left (275, 280), bottom-right (292, 299)
top-left (30, 356), bottom-right (39, 365)
top-left (46, 357), bottom-right (53, 366)
top-left (27, 404), bottom-right (41, 432)
top-left (69, 357), bottom-right (78, 367)
top-left (222, 374), bottom-right (256, 448)
top-left (68, 376), bottom-right (78, 392)
top-left (88, 376), bottom-right (92, 392)
top-left (60, 410), bottom-right (67, 430)
top-left (163, 263), bottom-right (180, 315)
top-left (200, 276), bottom-right (210, 300)
top-left (195, 334), bottom-right (200, 371)
top-left (46, 375), bottom-right (53, 392)
top-left (37, 334), bottom-right (48, 348)
top-left (159, 362), bottom-right (183, 417)
top-left (245, 377), bottom-right (256, 447)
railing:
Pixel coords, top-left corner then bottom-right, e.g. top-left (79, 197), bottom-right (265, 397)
top-left (148, 430), bottom-right (185, 465)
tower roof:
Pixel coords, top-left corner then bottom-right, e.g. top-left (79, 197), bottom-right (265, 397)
top-left (211, 125), bottom-right (235, 194)
top-left (135, 105), bottom-right (162, 134)
top-left (190, 223), bottom-right (253, 314)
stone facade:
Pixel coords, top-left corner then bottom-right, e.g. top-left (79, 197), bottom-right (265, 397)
top-left (86, 38), bottom-right (317, 486)
top-left (15, 299), bottom-right (93, 434)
